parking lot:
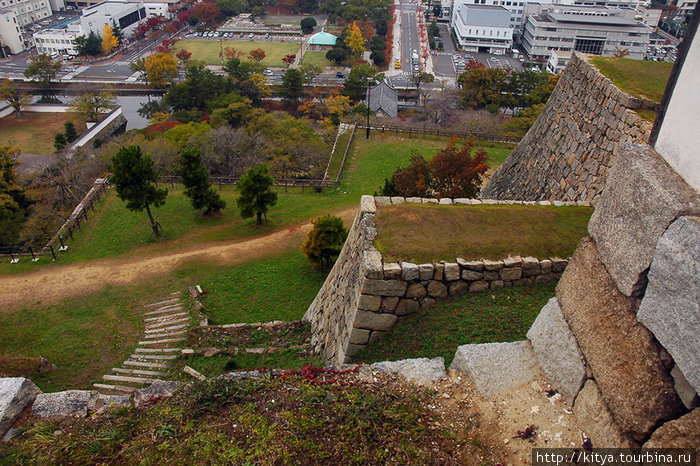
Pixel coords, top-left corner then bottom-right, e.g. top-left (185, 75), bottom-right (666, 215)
top-left (184, 31), bottom-right (302, 43)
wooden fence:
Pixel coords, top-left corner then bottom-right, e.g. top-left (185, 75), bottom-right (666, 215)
top-left (157, 175), bottom-right (337, 191)
top-left (356, 124), bottom-right (521, 144)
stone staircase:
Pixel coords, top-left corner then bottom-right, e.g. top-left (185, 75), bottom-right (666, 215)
top-left (93, 292), bottom-right (189, 396)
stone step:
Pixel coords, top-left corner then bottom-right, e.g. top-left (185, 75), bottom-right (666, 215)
top-left (155, 302), bottom-right (185, 312)
top-left (112, 367), bottom-right (168, 377)
top-left (130, 353), bottom-right (178, 360)
top-left (123, 360), bottom-right (172, 369)
top-left (138, 337), bottom-right (186, 346)
top-left (144, 312), bottom-right (188, 323)
top-left (103, 374), bottom-right (157, 385)
top-left (135, 347), bottom-right (182, 353)
top-left (144, 298), bottom-right (180, 308)
top-left (142, 330), bottom-right (186, 340)
top-left (93, 383), bottom-right (137, 393)
top-left (144, 323), bottom-right (188, 334)
top-left (146, 318), bottom-right (190, 330)
top-left (145, 305), bottom-right (184, 316)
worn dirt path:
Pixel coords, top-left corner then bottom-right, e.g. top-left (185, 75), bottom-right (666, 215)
top-left (0, 207), bottom-right (357, 312)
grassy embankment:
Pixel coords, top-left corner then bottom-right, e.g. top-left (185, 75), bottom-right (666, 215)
top-left (0, 135), bottom-right (523, 389)
top-left (590, 56), bottom-right (672, 122)
top-left (0, 112), bottom-right (86, 155)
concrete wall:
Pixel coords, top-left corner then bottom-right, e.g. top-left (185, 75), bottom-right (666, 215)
top-left (305, 195), bottom-right (584, 365)
top-left (482, 52), bottom-right (654, 203)
top-left (654, 30), bottom-right (700, 192)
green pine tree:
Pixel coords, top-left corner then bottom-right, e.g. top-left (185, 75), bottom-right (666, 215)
top-left (64, 121), bottom-right (77, 143)
top-left (110, 145), bottom-right (168, 238)
top-left (236, 164), bottom-right (277, 226)
top-left (178, 146), bottom-right (226, 215)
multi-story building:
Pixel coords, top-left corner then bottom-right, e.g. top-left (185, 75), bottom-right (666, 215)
top-left (677, 0), bottom-right (697, 16)
top-left (635, 6), bottom-right (661, 27)
top-left (451, 4), bottom-right (514, 53)
top-left (0, 0), bottom-right (52, 27)
top-left (521, 5), bottom-right (652, 60)
top-left (33, 18), bottom-right (79, 54)
top-left (0, 9), bottom-right (23, 53)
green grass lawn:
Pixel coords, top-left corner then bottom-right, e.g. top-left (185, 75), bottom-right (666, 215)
top-left (193, 249), bottom-right (328, 324)
top-left (590, 56), bottom-right (671, 103)
top-left (354, 281), bottom-right (556, 366)
top-left (302, 50), bottom-right (333, 68)
top-left (0, 112), bottom-right (86, 154)
top-left (174, 39), bottom-right (301, 66)
top-left (0, 282), bottom-right (173, 391)
top-left (374, 203), bottom-right (592, 263)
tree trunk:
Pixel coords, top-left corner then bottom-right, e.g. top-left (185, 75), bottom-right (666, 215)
top-left (145, 203), bottom-right (160, 238)
top-left (256, 211), bottom-right (262, 226)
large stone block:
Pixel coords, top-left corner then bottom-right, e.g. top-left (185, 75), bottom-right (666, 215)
top-left (134, 381), bottom-right (182, 409)
top-left (363, 250), bottom-right (383, 279)
top-left (405, 283), bottom-right (427, 299)
top-left (527, 298), bottom-right (587, 406)
top-left (371, 357), bottom-right (447, 386)
top-left (501, 267), bottom-right (522, 281)
top-left (395, 299), bottom-right (419, 316)
top-left (522, 257), bottom-right (541, 277)
top-left (348, 328), bottom-right (370, 345)
top-left (637, 216), bottom-right (700, 395)
top-left (357, 294), bottom-right (381, 311)
top-left (556, 237), bottom-right (684, 440)
top-left (401, 262), bottom-right (420, 281)
top-left (0, 378), bottom-right (41, 437)
top-left (574, 380), bottom-right (629, 448)
top-left (450, 341), bottom-right (539, 397)
top-left (32, 390), bottom-right (99, 418)
top-left (643, 408), bottom-right (700, 449)
top-left (360, 195), bottom-right (377, 213)
top-left (588, 144), bottom-right (700, 297)
top-left (427, 280), bottom-right (448, 298)
top-left (444, 263), bottom-right (460, 281)
top-left (483, 260), bottom-right (504, 271)
top-left (462, 269), bottom-right (483, 281)
top-left (383, 263), bottom-right (402, 279)
top-left (362, 279), bottom-right (407, 297)
top-left (354, 310), bottom-right (398, 331)
top-left (418, 264), bottom-right (434, 280)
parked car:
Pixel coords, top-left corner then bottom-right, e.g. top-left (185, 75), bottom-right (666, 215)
top-left (265, 33), bottom-right (270, 39)
top-left (240, 32), bottom-right (245, 38)
top-left (248, 33), bottom-right (255, 39)
top-left (264, 69), bottom-right (274, 76)
top-left (336, 71), bottom-right (344, 78)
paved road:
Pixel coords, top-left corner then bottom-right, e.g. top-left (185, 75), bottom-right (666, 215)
top-left (399, 0), bottom-right (420, 74)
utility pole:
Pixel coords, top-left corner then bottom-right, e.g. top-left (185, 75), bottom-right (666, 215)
top-left (366, 78), bottom-right (371, 139)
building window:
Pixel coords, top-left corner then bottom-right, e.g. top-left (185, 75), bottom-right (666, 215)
top-left (575, 37), bottom-right (604, 54)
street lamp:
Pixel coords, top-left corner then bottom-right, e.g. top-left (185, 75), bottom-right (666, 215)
top-left (366, 78), bottom-right (371, 139)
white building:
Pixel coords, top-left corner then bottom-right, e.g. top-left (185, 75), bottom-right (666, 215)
top-left (635, 6), bottom-right (661, 27)
top-left (79, 0), bottom-right (145, 36)
top-left (677, 0), bottom-right (697, 16)
top-left (451, 4), bottom-right (513, 53)
top-left (0, 0), bottom-right (52, 27)
top-left (546, 49), bottom-right (571, 72)
top-left (0, 9), bottom-right (24, 53)
top-left (522, 5), bottom-right (652, 60)
top-left (34, 19), bottom-right (80, 54)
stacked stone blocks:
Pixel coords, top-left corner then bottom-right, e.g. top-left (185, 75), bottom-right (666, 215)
top-left (482, 52), bottom-right (654, 203)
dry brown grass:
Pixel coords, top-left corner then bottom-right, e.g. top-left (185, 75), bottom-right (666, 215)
top-left (373, 203), bottom-right (592, 263)
top-left (0, 111), bottom-right (86, 154)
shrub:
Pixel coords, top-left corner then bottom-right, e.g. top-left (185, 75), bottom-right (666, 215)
top-left (302, 215), bottom-right (348, 267)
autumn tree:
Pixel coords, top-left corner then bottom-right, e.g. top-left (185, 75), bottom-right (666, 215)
top-left (24, 53), bottom-right (62, 89)
top-left (282, 54), bottom-right (296, 67)
top-left (301, 215), bottom-right (348, 267)
top-left (192, 1), bottom-right (220, 23)
top-left (429, 139), bottom-right (488, 198)
top-left (69, 90), bottom-right (116, 120)
top-left (457, 67), bottom-right (506, 109)
top-left (392, 154), bottom-right (431, 197)
top-left (0, 80), bottom-right (32, 118)
top-left (176, 48), bottom-right (192, 62)
top-left (110, 145), bottom-right (168, 239)
top-left (130, 57), bottom-right (148, 83)
top-left (225, 47), bottom-right (245, 60)
top-left (248, 48), bottom-right (266, 62)
top-left (178, 146), bottom-right (226, 215)
top-left (345, 22), bottom-right (365, 57)
top-left (102, 23), bottom-right (118, 53)
top-left (146, 53), bottom-right (179, 88)
top-left (237, 164), bottom-right (277, 226)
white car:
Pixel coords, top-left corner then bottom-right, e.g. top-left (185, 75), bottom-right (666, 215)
top-left (263, 69), bottom-right (274, 76)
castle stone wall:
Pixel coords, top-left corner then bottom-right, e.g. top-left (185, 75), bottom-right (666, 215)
top-left (482, 52), bottom-right (654, 203)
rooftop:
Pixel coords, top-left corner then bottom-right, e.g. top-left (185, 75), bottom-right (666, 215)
top-left (308, 31), bottom-right (337, 46)
top-left (458, 4), bottom-right (511, 27)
